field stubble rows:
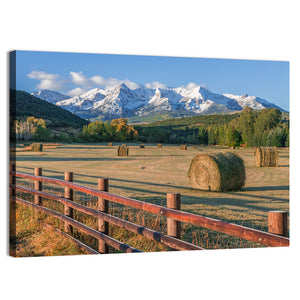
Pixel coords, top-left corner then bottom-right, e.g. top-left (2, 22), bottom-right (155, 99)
top-left (13, 143), bottom-right (289, 253)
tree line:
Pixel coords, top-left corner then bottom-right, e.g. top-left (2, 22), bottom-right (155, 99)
top-left (78, 118), bottom-right (138, 142)
top-left (13, 108), bottom-right (289, 148)
top-left (135, 107), bottom-right (289, 147)
top-left (13, 116), bottom-right (138, 143)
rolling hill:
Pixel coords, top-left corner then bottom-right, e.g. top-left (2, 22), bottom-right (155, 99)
top-left (10, 89), bottom-right (89, 129)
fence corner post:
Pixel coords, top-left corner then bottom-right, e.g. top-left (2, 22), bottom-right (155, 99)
top-left (64, 171), bottom-right (74, 235)
top-left (167, 193), bottom-right (181, 250)
top-left (98, 178), bottom-right (109, 254)
top-left (268, 211), bottom-right (288, 237)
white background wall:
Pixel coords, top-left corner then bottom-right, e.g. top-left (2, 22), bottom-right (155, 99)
top-left (1, 1), bottom-right (299, 299)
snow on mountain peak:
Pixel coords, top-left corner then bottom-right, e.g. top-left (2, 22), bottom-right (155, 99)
top-left (31, 89), bottom-right (70, 104)
top-left (32, 85), bottom-right (285, 120)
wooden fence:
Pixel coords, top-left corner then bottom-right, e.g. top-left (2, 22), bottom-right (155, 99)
top-left (9, 164), bottom-right (289, 254)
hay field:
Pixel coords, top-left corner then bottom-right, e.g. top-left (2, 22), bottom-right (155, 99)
top-left (13, 143), bottom-right (289, 239)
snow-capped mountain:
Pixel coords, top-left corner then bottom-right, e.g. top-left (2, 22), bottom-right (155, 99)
top-left (31, 90), bottom-right (70, 104)
top-left (32, 84), bottom-right (285, 120)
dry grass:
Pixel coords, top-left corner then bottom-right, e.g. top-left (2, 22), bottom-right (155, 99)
top-left (11, 143), bottom-right (289, 256)
top-left (10, 143), bottom-right (62, 152)
top-left (10, 201), bottom-right (87, 257)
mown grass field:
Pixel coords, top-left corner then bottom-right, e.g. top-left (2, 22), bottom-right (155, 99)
top-left (11, 143), bottom-right (289, 255)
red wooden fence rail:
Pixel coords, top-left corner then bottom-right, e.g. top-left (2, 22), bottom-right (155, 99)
top-left (10, 167), bottom-right (289, 253)
top-left (12, 184), bottom-right (202, 251)
top-left (11, 196), bottom-right (141, 253)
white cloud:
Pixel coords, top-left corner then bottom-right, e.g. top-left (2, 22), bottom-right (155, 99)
top-left (70, 71), bottom-right (92, 88)
top-left (67, 87), bottom-right (86, 97)
top-left (27, 71), bottom-right (65, 90)
top-left (71, 71), bottom-right (140, 90)
top-left (185, 82), bottom-right (199, 89)
top-left (185, 82), bottom-right (208, 90)
top-left (123, 80), bottom-right (140, 90)
top-left (144, 81), bottom-right (168, 89)
top-left (28, 70), bottom-right (170, 94)
top-left (91, 75), bottom-right (121, 89)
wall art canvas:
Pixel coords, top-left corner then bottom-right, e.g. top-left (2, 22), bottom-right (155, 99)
top-left (9, 50), bottom-right (289, 257)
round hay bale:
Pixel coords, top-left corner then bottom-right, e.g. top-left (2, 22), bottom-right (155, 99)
top-left (117, 144), bottom-right (129, 156)
top-left (254, 147), bottom-right (278, 167)
top-left (157, 144), bottom-right (162, 148)
top-left (108, 142), bottom-right (113, 147)
top-left (180, 145), bottom-right (187, 150)
top-left (140, 144), bottom-right (145, 148)
top-left (188, 151), bottom-right (245, 192)
top-left (31, 143), bottom-right (43, 152)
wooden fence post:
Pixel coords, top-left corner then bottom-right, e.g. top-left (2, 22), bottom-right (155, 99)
top-left (268, 211), bottom-right (288, 237)
top-left (98, 178), bottom-right (109, 254)
top-left (64, 172), bottom-right (74, 234)
top-left (167, 193), bottom-right (181, 250)
top-left (34, 168), bottom-right (42, 205)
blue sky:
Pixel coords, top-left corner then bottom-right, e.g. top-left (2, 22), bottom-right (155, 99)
top-left (15, 50), bottom-right (289, 111)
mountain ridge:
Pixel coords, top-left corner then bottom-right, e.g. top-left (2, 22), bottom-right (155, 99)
top-left (31, 84), bottom-right (286, 121)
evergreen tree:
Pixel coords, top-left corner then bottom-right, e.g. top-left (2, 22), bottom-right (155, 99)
top-left (238, 107), bottom-right (256, 146)
top-left (254, 108), bottom-right (282, 146)
top-left (208, 125), bottom-right (219, 145)
top-left (198, 126), bottom-right (208, 145)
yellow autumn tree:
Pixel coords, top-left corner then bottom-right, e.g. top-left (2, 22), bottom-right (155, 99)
top-left (110, 118), bottom-right (138, 141)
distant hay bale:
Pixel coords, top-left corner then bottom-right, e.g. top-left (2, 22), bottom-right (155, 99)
top-left (254, 147), bottom-right (278, 167)
top-left (108, 143), bottom-right (113, 147)
top-left (193, 146), bottom-right (197, 149)
top-left (157, 144), bottom-right (162, 148)
top-left (140, 144), bottom-right (145, 148)
top-left (117, 144), bottom-right (129, 156)
top-left (31, 143), bottom-right (43, 152)
top-left (180, 145), bottom-right (187, 150)
top-left (188, 151), bottom-right (245, 192)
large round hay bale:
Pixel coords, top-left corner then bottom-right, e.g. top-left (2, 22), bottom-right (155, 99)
top-left (157, 144), bottom-right (162, 148)
top-left (188, 151), bottom-right (245, 192)
top-left (31, 143), bottom-right (43, 152)
top-left (117, 144), bottom-right (129, 156)
top-left (140, 144), bottom-right (145, 148)
top-left (254, 147), bottom-right (278, 167)
top-left (180, 145), bottom-right (187, 150)
top-left (108, 142), bottom-right (113, 147)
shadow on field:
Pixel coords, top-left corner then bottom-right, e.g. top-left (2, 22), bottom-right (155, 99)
top-left (15, 157), bottom-right (131, 162)
top-left (60, 146), bottom-right (110, 150)
top-left (181, 194), bottom-right (289, 212)
top-left (245, 186), bottom-right (289, 192)
top-left (17, 166), bottom-right (289, 208)
top-left (70, 176), bottom-right (289, 208)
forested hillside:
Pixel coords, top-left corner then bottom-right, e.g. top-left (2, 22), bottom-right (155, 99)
top-left (10, 90), bottom-right (88, 129)
top-left (146, 113), bottom-right (240, 127)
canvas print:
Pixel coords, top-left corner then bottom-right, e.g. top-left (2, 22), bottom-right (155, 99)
top-left (9, 50), bottom-right (289, 257)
